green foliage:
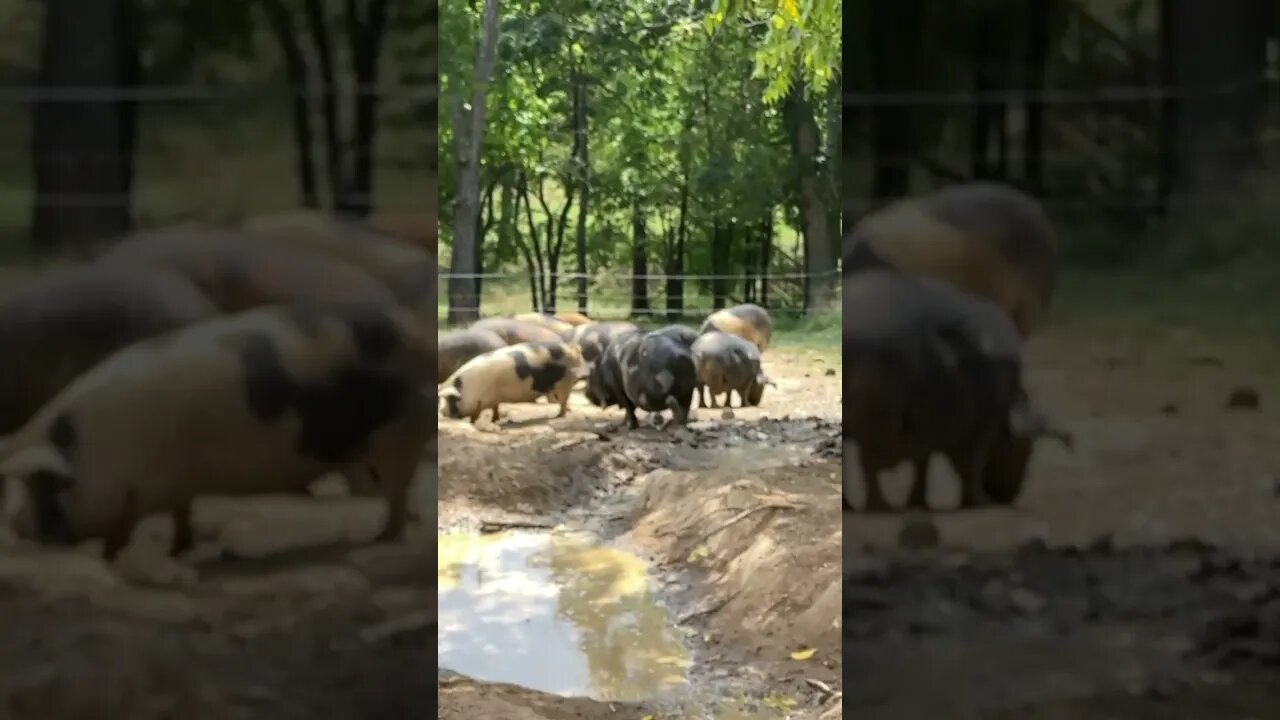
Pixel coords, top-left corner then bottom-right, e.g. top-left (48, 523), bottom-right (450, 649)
top-left (706, 0), bottom-right (841, 104)
top-left (440, 0), bottom-right (828, 308)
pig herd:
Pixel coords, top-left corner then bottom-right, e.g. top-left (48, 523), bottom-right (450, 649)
top-left (843, 181), bottom-right (1073, 513)
top-left (437, 303), bottom-right (775, 431)
top-left (0, 211), bottom-right (438, 568)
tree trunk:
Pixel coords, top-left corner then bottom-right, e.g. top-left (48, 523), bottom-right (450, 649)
top-left (1023, 0), bottom-right (1049, 193)
top-left (301, 0), bottom-right (343, 209)
top-left (823, 86), bottom-right (841, 263)
top-left (342, 0), bottom-right (391, 217)
top-left (31, 0), bottom-right (137, 254)
top-left (710, 223), bottom-right (729, 310)
top-left (784, 87), bottom-right (837, 311)
top-left (260, 0), bottom-right (318, 208)
top-left (867, 0), bottom-right (921, 201)
top-left (667, 178), bottom-right (688, 320)
top-left (519, 176), bottom-right (548, 311)
top-left (117, 0), bottom-right (138, 214)
top-left (630, 203), bottom-right (649, 316)
top-left (572, 67), bottom-right (590, 314)
top-left (447, 0), bottom-right (501, 324)
top-left (760, 210), bottom-right (772, 307)
top-left (1162, 0), bottom-right (1269, 201)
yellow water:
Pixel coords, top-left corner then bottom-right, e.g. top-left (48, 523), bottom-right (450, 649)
top-left (437, 529), bottom-right (692, 702)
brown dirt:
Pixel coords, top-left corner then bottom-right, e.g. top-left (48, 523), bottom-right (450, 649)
top-left (0, 470), bottom-right (435, 720)
top-left (843, 316), bottom-right (1280, 718)
top-left (437, 347), bottom-right (842, 719)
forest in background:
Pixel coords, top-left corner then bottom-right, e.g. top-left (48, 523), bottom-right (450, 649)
top-left (439, 0), bottom-right (842, 323)
top-left (0, 0), bottom-right (435, 256)
top-left (845, 0), bottom-right (1280, 274)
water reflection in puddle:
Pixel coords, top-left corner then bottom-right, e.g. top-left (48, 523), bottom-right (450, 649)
top-left (438, 529), bottom-right (692, 702)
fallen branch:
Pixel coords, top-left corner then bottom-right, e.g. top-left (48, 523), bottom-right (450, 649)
top-left (693, 501), bottom-right (801, 545)
top-left (359, 610), bottom-right (433, 643)
top-left (479, 519), bottom-right (555, 534)
top-left (677, 588), bottom-right (741, 625)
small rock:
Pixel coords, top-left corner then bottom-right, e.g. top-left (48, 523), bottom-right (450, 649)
top-left (898, 513), bottom-right (940, 549)
top-left (824, 368), bottom-right (836, 376)
top-left (1160, 402), bottom-right (1179, 415)
top-left (1087, 533), bottom-right (1115, 554)
top-left (721, 409), bottom-right (735, 420)
top-left (1226, 386), bottom-right (1260, 410)
top-left (1010, 587), bottom-right (1047, 615)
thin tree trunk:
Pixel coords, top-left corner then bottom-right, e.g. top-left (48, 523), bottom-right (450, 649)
top-left (260, 0), bottom-right (318, 208)
top-left (31, 0), bottom-right (136, 253)
top-left (760, 210), bottom-right (772, 307)
top-left (571, 66), bottom-right (590, 314)
top-left (867, 0), bottom-right (920, 201)
top-left (1163, 0), bottom-right (1269, 200)
top-left (446, 0), bottom-right (500, 323)
top-left (630, 203), bottom-right (649, 316)
top-left (667, 176), bottom-right (688, 320)
top-left (510, 179), bottom-right (539, 311)
top-left (301, 0), bottom-right (343, 209)
top-left (117, 0), bottom-right (138, 214)
top-left (343, 0), bottom-right (392, 217)
top-left (1024, 0), bottom-right (1049, 193)
top-left (784, 86), bottom-right (836, 310)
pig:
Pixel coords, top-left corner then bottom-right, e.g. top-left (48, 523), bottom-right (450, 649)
top-left (699, 303), bottom-right (773, 352)
top-left (239, 210), bottom-right (436, 320)
top-left (513, 312), bottom-right (577, 340)
top-left (844, 181), bottom-right (1060, 339)
top-left (691, 331), bottom-right (775, 409)
top-left (469, 317), bottom-right (563, 346)
top-left (438, 329), bottom-right (507, 383)
top-left (586, 331), bottom-right (697, 430)
top-left (95, 228), bottom-right (397, 314)
top-left (841, 267), bottom-right (1069, 512)
top-left (571, 321), bottom-right (640, 364)
top-left (651, 324), bottom-right (698, 350)
top-left (0, 264), bottom-right (219, 435)
top-left (438, 341), bottom-right (588, 424)
top-left (0, 300), bottom-right (435, 561)
top-left (554, 312), bottom-right (592, 327)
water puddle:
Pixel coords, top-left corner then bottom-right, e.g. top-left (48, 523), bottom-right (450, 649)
top-left (437, 529), bottom-right (692, 702)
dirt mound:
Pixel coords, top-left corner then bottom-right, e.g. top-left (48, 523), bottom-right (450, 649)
top-left (627, 423), bottom-right (842, 700)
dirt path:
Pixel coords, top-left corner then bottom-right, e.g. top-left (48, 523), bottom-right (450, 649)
top-left (438, 348), bottom-right (842, 719)
top-left (843, 316), bottom-right (1280, 718)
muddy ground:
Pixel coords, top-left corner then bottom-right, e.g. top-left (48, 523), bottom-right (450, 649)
top-left (438, 348), bottom-right (843, 720)
top-left (843, 313), bottom-right (1280, 718)
top-left (0, 471), bottom-right (436, 719)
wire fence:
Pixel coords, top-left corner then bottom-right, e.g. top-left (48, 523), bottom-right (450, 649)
top-left (0, 83), bottom-right (434, 246)
top-left (842, 75), bottom-right (1273, 107)
top-left (0, 83), bottom-right (437, 103)
top-left (438, 269), bottom-right (842, 323)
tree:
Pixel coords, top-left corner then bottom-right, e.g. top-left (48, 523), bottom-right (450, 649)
top-left (448, 0), bottom-right (501, 324)
top-left (31, 0), bottom-right (140, 253)
top-left (707, 0), bottom-right (841, 104)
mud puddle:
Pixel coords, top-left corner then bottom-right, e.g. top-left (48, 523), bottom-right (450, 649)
top-left (438, 529), bottom-right (692, 703)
